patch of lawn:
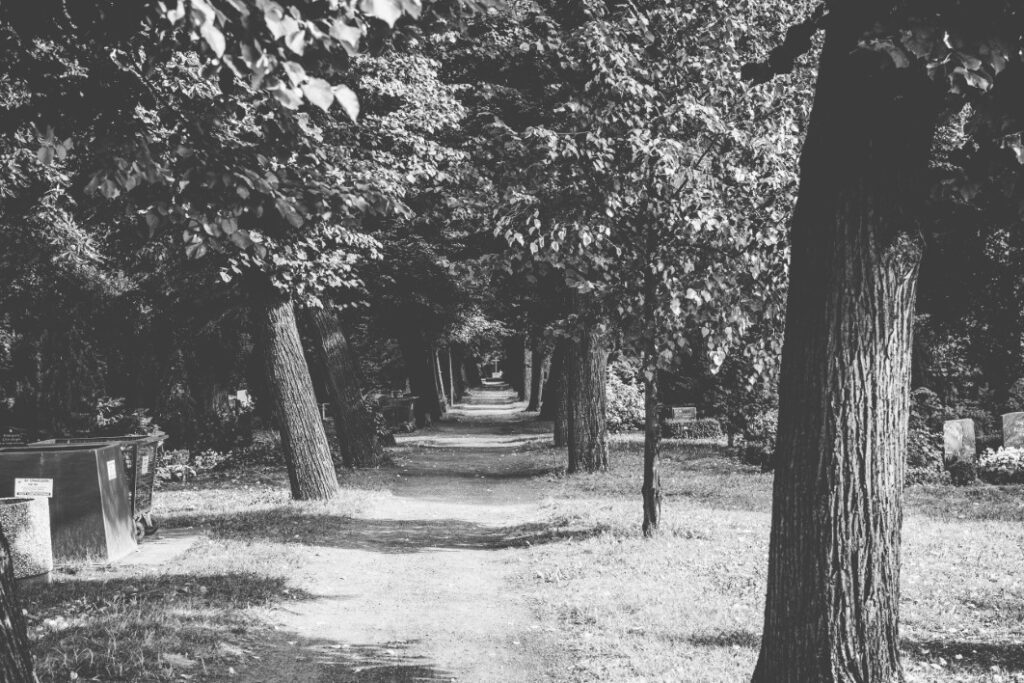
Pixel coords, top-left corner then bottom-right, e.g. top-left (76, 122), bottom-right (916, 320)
top-left (22, 464), bottom-right (387, 682)
top-left (520, 439), bottom-right (1024, 682)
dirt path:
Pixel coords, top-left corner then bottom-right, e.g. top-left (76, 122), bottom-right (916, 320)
top-left (241, 383), bottom-right (560, 682)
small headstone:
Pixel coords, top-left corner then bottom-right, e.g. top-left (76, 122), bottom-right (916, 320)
top-left (1002, 412), bottom-right (1024, 448)
top-left (943, 418), bottom-right (976, 464)
top-left (0, 497), bottom-right (52, 580)
top-left (670, 406), bottom-right (697, 421)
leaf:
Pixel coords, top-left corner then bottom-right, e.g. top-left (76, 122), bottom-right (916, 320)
top-left (398, 0), bottom-right (421, 19)
top-left (36, 146), bottom-right (54, 165)
top-left (359, 0), bottom-right (402, 28)
top-left (285, 30), bottom-right (306, 56)
top-left (200, 22), bottom-right (226, 58)
top-left (330, 20), bottom-right (362, 53)
top-left (302, 78), bottom-right (334, 112)
top-left (269, 81), bottom-right (302, 109)
top-left (282, 60), bottom-right (307, 86)
top-left (333, 85), bottom-right (360, 122)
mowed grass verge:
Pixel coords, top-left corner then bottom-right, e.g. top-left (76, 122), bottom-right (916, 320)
top-left (19, 466), bottom-right (393, 682)
top-left (517, 436), bottom-right (1024, 683)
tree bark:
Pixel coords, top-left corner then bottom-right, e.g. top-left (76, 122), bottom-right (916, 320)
top-left (541, 341), bottom-right (565, 421)
top-left (306, 308), bottom-right (382, 469)
top-left (567, 310), bottom-right (608, 473)
top-left (522, 338), bottom-right (533, 406)
top-left (526, 349), bottom-right (544, 411)
top-left (434, 347), bottom-right (449, 407)
top-left (447, 347), bottom-right (457, 403)
top-left (255, 296), bottom-right (340, 500)
top-left (641, 363), bottom-right (661, 537)
top-left (753, 11), bottom-right (938, 682)
top-left (0, 531), bottom-right (35, 683)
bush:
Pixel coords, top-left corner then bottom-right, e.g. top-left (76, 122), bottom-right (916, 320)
top-left (744, 408), bottom-right (777, 449)
top-left (907, 427), bottom-right (943, 469)
top-left (978, 446), bottom-right (1024, 484)
top-left (192, 404), bottom-right (256, 453)
top-left (81, 396), bottom-right (160, 437)
top-left (606, 370), bottom-right (644, 433)
top-left (910, 387), bottom-right (944, 431)
top-left (947, 459), bottom-right (977, 486)
top-left (905, 466), bottom-right (950, 486)
top-left (662, 417), bottom-right (722, 440)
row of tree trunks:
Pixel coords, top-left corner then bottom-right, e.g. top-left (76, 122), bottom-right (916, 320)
top-left (566, 297), bottom-right (608, 472)
top-left (254, 296), bottom-right (340, 500)
top-left (753, 7), bottom-right (938, 680)
top-left (398, 332), bottom-right (446, 427)
top-left (306, 308), bottom-right (382, 469)
top-left (0, 531), bottom-right (35, 683)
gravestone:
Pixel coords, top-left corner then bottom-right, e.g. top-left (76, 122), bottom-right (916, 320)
top-left (0, 498), bottom-right (52, 580)
top-left (669, 406), bottom-right (697, 421)
top-left (0, 427), bottom-right (27, 448)
top-left (1002, 412), bottom-right (1024, 449)
top-left (943, 418), bottom-right (977, 464)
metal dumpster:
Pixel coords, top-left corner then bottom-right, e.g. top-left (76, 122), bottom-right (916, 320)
top-left (32, 434), bottom-right (164, 541)
top-left (0, 443), bottom-right (136, 562)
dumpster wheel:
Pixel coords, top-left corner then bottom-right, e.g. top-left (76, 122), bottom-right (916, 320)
top-left (142, 513), bottom-right (159, 536)
top-left (133, 519), bottom-right (146, 543)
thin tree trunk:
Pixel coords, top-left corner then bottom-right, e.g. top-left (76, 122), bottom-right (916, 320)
top-left (447, 346), bottom-right (456, 404)
top-left (526, 349), bottom-right (544, 411)
top-left (434, 347), bottom-right (449, 407)
top-left (306, 308), bottom-right (381, 469)
top-left (641, 361), bottom-right (661, 537)
top-left (522, 338), bottom-right (533, 406)
top-left (753, 10), bottom-right (938, 681)
top-left (567, 303), bottom-right (608, 472)
top-left (255, 297), bottom-right (339, 501)
top-left (0, 531), bottom-right (35, 683)
top-left (541, 341), bottom-right (565, 421)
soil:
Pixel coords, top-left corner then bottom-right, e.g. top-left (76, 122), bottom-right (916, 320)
top-left (238, 383), bottom-right (562, 682)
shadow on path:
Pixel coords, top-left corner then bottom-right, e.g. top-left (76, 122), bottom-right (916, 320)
top-left (168, 508), bottom-right (607, 553)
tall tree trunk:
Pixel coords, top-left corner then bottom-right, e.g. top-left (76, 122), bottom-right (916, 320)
top-left (526, 349), bottom-right (544, 411)
top-left (641, 363), bottom-right (661, 537)
top-left (541, 341), bottom-right (565, 421)
top-left (447, 347), bottom-right (457, 403)
top-left (254, 297), bottom-right (341, 501)
top-left (567, 306), bottom-right (608, 472)
top-left (306, 308), bottom-right (381, 469)
top-left (399, 332), bottom-right (445, 427)
top-left (0, 531), bottom-right (35, 683)
top-left (753, 11), bottom-right (938, 682)
top-left (434, 347), bottom-right (449, 407)
top-left (522, 338), bottom-right (533, 406)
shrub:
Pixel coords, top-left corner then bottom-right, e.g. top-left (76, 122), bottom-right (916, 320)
top-left (606, 370), bottom-right (644, 433)
top-left (192, 404), bottom-right (256, 453)
top-left (744, 408), bottom-right (778, 449)
top-left (947, 459), bottom-right (977, 486)
top-left (978, 446), bottom-right (1024, 484)
top-left (1006, 378), bottom-right (1024, 413)
top-left (907, 427), bottom-right (943, 469)
top-left (662, 417), bottom-right (722, 440)
top-left (910, 387), bottom-right (944, 431)
top-left (905, 466), bottom-right (950, 486)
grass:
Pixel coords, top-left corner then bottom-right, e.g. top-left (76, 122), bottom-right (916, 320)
top-left (17, 436), bottom-right (1024, 682)
top-left (21, 466), bottom-right (389, 682)
top-left (515, 436), bottom-right (1024, 682)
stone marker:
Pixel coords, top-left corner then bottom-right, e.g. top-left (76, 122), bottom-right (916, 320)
top-left (1002, 412), bottom-right (1024, 449)
top-left (670, 406), bottom-right (697, 421)
top-left (943, 418), bottom-right (976, 464)
top-left (0, 498), bottom-right (53, 580)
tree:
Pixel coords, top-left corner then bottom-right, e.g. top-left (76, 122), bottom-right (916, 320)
top-left (745, 1), bottom-right (1023, 678)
